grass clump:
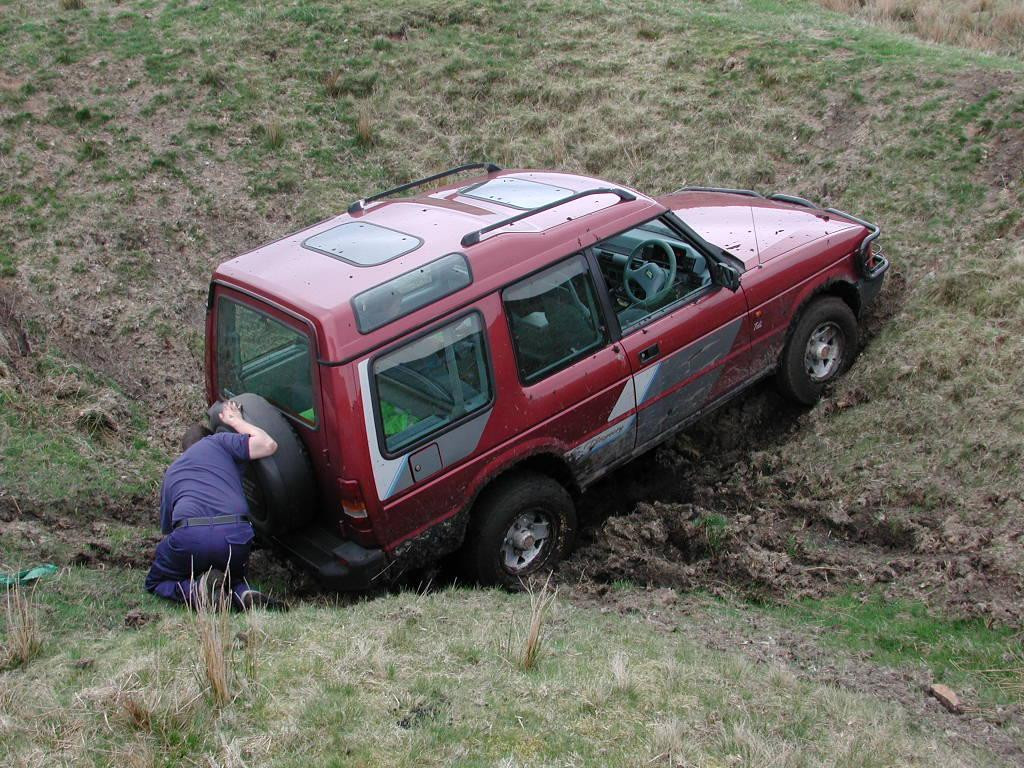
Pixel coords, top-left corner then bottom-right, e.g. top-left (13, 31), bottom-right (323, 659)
top-left (258, 118), bottom-right (285, 150)
top-left (1, 581), bottom-right (43, 670)
top-left (322, 69), bottom-right (344, 98)
top-left (59, 0), bottom-right (84, 10)
top-left (354, 111), bottom-right (375, 147)
top-left (697, 512), bottom-right (730, 558)
top-left (502, 575), bottom-right (557, 671)
top-left (192, 570), bottom-right (233, 706)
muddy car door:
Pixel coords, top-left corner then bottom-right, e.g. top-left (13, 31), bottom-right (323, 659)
top-left (500, 253), bottom-right (635, 485)
top-left (592, 217), bottom-right (751, 451)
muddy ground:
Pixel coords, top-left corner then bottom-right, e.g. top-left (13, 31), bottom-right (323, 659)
top-left (566, 377), bottom-right (1024, 626)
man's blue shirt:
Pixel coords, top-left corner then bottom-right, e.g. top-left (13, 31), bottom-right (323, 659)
top-left (159, 432), bottom-right (251, 534)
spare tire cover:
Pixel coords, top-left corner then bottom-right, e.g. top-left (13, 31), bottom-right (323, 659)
top-left (208, 394), bottom-right (317, 537)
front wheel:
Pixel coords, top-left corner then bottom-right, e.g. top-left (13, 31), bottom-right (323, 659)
top-left (462, 471), bottom-right (577, 589)
top-left (777, 296), bottom-right (859, 405)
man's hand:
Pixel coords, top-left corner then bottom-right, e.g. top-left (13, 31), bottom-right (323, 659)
top-left (218, 400), bottom-right (278, 459)
top-left (221, 400), bottom-right (244, 426)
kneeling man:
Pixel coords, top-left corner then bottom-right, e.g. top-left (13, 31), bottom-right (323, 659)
top-left (145, 401), bottom-right (280, 610)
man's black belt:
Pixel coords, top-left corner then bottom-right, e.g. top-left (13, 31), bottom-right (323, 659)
top-left (173, 514), bottom-right (250, 530)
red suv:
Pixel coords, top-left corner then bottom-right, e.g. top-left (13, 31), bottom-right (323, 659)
top-left (202, 164), bottom-right (888, 588)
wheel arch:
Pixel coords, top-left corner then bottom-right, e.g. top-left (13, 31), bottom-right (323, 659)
top-left (465, 451), bottom-right (580, 521)
top-left (780, 277), bottom-right (861, 360)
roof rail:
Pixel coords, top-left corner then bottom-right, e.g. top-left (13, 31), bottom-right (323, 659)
top-left (460, 187), bottom-right (636, 247)
top-left (348, 162), bottom-right (502, 214)
top-left (675, 186), bottom-right (764, 198)
top-left (767, 193), bottom-right (818, 209)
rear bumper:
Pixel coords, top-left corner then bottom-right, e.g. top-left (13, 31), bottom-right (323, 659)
top-left (275, 526), bottom-right (388, 591)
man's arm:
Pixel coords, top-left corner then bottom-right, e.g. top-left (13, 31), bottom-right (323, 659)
top-left (220, 401), bottom-right (278, 459)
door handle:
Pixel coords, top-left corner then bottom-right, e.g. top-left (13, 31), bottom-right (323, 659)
top-left (638, 343), bottom-right (660, 364)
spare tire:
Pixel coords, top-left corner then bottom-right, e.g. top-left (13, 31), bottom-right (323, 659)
top-left (208, 394), bottom-right (317, 537)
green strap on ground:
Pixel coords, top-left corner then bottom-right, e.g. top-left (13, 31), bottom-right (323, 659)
top-left (1, 564), bottom-right (58, 588)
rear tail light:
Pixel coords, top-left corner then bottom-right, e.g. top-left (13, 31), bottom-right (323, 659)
top-left (339, 479), bottom-right (369, 519)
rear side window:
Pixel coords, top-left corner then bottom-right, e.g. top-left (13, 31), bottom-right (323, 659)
top-left (352, 253), bottom-right (472, 333)
top-left (216, 298), bottom-right (316, 424)
top-left (373, 313), bottom-right (491, 454)
top-left (503, 255), bottom-right (608, 384)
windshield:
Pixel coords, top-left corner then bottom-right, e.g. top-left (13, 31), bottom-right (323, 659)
top-left (216, 297), bottom-right (317, 424)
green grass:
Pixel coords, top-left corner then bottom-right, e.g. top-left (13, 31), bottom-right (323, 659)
top-left (0, 568), bottom-right (1004, 767)
top-left (733, 592), bottom-right (1024, 707)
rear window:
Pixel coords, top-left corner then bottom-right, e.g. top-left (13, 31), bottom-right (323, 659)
top-left (216, 298), bottom-right (316, 424)
top-left (372, 313), bottom-right (491, 454)
top-left (302, 222), bottom-right (422, 266)
top-left (352, 253), bottom-right (472, 333)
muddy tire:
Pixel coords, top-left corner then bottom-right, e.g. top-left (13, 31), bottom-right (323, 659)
top-left (777, 296), bottom-right (858, 405)
top-left (462, 471), bottom-right (576, 589)
top-left (208, 394), bottom-right (316, 537)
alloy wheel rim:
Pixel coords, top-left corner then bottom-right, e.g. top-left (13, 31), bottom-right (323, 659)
top-left (501, 511), bottom-right (553, 573)
top-left (804, 321), bottom-right (843, 382)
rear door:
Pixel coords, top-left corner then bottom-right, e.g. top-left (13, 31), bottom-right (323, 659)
top-left (210, 289), bottom-right (333, 509)
top-left (501, 253), bottom-right (635, 484)
top-left (592, 218), bottom-right (751, 450)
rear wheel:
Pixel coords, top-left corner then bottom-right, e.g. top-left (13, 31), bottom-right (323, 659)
top-left (463, 471), bottom-right (577, 589)
top-left (777, 296), bottom-right (858, 405)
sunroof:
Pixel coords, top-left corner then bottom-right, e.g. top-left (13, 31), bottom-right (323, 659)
top-left (302, 222), bottom-right (422, 266)
top-left (460, 178), bottom-right (574, 210)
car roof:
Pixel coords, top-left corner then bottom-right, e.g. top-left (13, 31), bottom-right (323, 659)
top-left (213, 169), bottom-right (665, 362)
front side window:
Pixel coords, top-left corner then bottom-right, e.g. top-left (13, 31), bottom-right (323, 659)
top-left (503, 254), bottom-right (608, 384)
top-left (373, 313), bottom-right (491, 454)
top-left (594, 219), bottom-right (713, 331)
top-left (216, 298), bottom-right (316, 424)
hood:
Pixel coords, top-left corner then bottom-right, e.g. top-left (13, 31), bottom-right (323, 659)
top-left (659, 190), bottom-right (861, 268)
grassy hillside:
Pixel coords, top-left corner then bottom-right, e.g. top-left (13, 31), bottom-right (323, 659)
top-left (1, 569), bottom-right (1014, 767)
top-left (1, 1), bottom-right (1023, 764)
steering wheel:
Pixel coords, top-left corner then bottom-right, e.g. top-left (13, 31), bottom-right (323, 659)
top-left (623, 238), bottom-right (677, 308)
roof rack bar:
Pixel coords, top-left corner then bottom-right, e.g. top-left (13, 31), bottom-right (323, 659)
top-left (348, 162), bottom-right (502, 214)
top-left (460, 187), bottom-right (637, 248)
top-left (675, 186), bottom-right (765, 198)
top-left (767, 193), bottom-right (818, 209)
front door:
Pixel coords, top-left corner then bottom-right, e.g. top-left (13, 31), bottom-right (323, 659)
top-left (591, 218), bottom-right (751, 450)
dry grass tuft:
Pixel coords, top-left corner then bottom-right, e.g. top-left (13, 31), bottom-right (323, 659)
top-left (2, 581), bottom-right (43, 670)
top-left (192, 571), bottom-right (233, 706)
top-left (611, 650), bottom-right (635, 694)
top-left (651, 717), bottom-right (687, 764)
top-left (59, 0), bottom-right (84, 10)
top-left (259, 118), bottom-right (285, 150)
top-left (355, 111), bottom-right (376, 147)
top-left (502, 575), bottom-right (557, 671)
top-left (322, 69), bottom-right (344, 98)
top-left (236, 611), bottom-right (266, 694)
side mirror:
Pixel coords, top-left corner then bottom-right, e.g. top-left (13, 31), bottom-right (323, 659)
top-left (711, 262), bottom-right (742, 292)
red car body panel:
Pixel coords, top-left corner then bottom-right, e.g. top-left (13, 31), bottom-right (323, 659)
top-left (204, 168), bottom-right (884, 585)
